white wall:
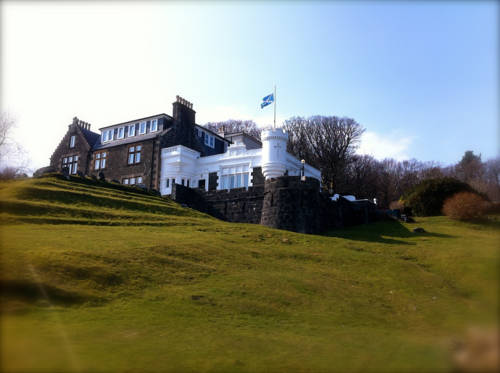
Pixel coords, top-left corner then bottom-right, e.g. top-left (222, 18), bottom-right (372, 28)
top-left (160, 135), bottom-right (321, 196)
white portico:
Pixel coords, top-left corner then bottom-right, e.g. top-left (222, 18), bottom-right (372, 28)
top-left (159, 128), bottom-right (321, 196)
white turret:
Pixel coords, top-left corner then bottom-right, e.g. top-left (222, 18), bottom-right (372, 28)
top-left (261, 128), bottom-right (288, 179)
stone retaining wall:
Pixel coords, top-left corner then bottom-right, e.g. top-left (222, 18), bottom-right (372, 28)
top-left (170, 176), bottom-right (378, 234)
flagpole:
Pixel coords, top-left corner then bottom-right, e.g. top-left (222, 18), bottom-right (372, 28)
top-left (273, 85), bottom-right (276, 129)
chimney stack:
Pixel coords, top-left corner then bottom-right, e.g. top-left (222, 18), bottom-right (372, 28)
top-left (172, 95), bottom-right (196, 124)
top-left (72, 116), bottom-right (91, 130)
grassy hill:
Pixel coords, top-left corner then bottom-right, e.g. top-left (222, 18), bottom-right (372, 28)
top-left (1, 175), bottom-right (498, 372)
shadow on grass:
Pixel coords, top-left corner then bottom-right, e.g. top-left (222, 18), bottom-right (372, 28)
top-left (0, 279), bottom-right (105, 306)
top-left (462, 216), bottom-right (500, 230)
top-left (326, 219), bottom-right (455, 245)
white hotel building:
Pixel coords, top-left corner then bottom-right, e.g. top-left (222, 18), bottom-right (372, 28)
top-left (159, 128), bottom-right (321, 196)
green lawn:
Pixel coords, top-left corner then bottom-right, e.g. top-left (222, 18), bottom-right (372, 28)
top-left (1, 176), bottom-right (498, 372)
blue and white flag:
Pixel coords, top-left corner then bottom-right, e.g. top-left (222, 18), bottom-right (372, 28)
top-left (261, 93), bottom-right (274, 109)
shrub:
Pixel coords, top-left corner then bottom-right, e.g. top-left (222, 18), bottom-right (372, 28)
top-left (389, 200), bottom-right (403, 210)
top-left (485, 202), bottom-right (500, 214)
top-left (443, 192), bottom-right (490, 220)
top-left (405, 177), bottom-right (481, 216)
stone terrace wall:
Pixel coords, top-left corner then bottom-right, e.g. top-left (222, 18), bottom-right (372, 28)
top-left (171, 184), bottom-right (264, 224)
top-left (260, 177), bottom-right (323, 234)
top-left (170, 176), bottom-right (378, 234)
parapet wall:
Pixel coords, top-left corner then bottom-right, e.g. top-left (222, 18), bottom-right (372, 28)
top-left (260, 176), bottom-right (325, 234)
top-left (170, 176), bottom-right (378, 234)
top-left (171, 184), bottom-right (264, 224)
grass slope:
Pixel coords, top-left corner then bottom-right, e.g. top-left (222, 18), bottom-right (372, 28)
top-left (1, 176), bottom-right (498, 372)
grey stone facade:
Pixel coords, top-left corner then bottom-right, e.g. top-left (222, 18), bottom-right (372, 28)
top-left (48, 98), bottom-right (230, 191)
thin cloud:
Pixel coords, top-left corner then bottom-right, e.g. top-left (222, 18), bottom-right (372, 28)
top-left (357, 131), bottom-right (413, 161)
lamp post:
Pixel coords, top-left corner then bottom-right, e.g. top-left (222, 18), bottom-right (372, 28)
top-left (301, 159), bottom-right (306, 181)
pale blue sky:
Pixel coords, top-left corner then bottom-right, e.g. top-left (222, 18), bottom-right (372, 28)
top-left (2, 1), bottom-right (498, 171)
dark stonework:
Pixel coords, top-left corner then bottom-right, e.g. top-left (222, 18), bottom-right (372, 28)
top-left (251, 167), bottom-right (265, 186)
top-left (172, 101), bottom-right (196, 149)
top-left (46, 98), bottom-right (230, 192)
top-left (203, 186), bottom-right (264, 224)
top-left (170, 175), bottom-right (379, 234)
top-left (88, 138), bottom-right (156, 187)
top-left (208, 172), bottom-right (218, 191)
top-left (260, 177), bottom-right (324, 234)
top-left (50, 120), bottom-right (94, 175)
top-left (171, 183), bottom-right (264, 224)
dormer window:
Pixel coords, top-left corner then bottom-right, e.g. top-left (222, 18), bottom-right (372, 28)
top-left (151, 119), bottom-right (158, 132)
top-left (128, 124), bottom-right (136, 137)
top-left (117, 127), bottom-right (125, 139)
top-left (204, 134), bottom-right (215, 148)
top-left (69, 135), bottom-right (76, 148)
top-left (102, 129), bottom-right (114, 143)
top-left (139, 121), bottom-right (146, 135)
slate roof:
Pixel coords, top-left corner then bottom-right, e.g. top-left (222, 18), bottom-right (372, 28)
top-left (80, 127), bottom-right (101, 147)
top-left (224, 131), bottom-right (262, 146)
top-left (194, 123), bottom-right (231, 143)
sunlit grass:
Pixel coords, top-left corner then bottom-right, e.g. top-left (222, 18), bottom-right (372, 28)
top-left (1, 176), bottom-right (498, 372)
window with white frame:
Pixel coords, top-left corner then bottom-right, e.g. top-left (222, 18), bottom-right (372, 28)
top-left (69, 135), bottom-right (76, 148)
top-left (123, 176), bottom-right (143, 185)
top-left (139, 121), bottom-right (146, 134)
top-left (94, 151), bottom-right (107, 170)
top-left (128, 124), bottom-right (136, 137)
top-left (151, 119), bottom-right (158, 132)
top-left (63, 155), bottom-right (79, 174)
top-left (220, 172), bottom-right (249, 190)
top-left (128, 145), bottom-right (141, 164)
top-left (102, 129), bottom-right (114, 142)
top-left (117, 127), bottom-right (125, 139)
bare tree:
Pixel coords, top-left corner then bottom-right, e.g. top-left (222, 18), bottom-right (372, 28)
top-left (344, 154), bottom-right (380, 199)
top-left (283, 115), bottom-right (365, 193)
top-left (0, 113), bottom-right (30, 178)
top-left (204, 119), bottom-right (262, 139)
top-left (470, 157), bottom-right (500, 202)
